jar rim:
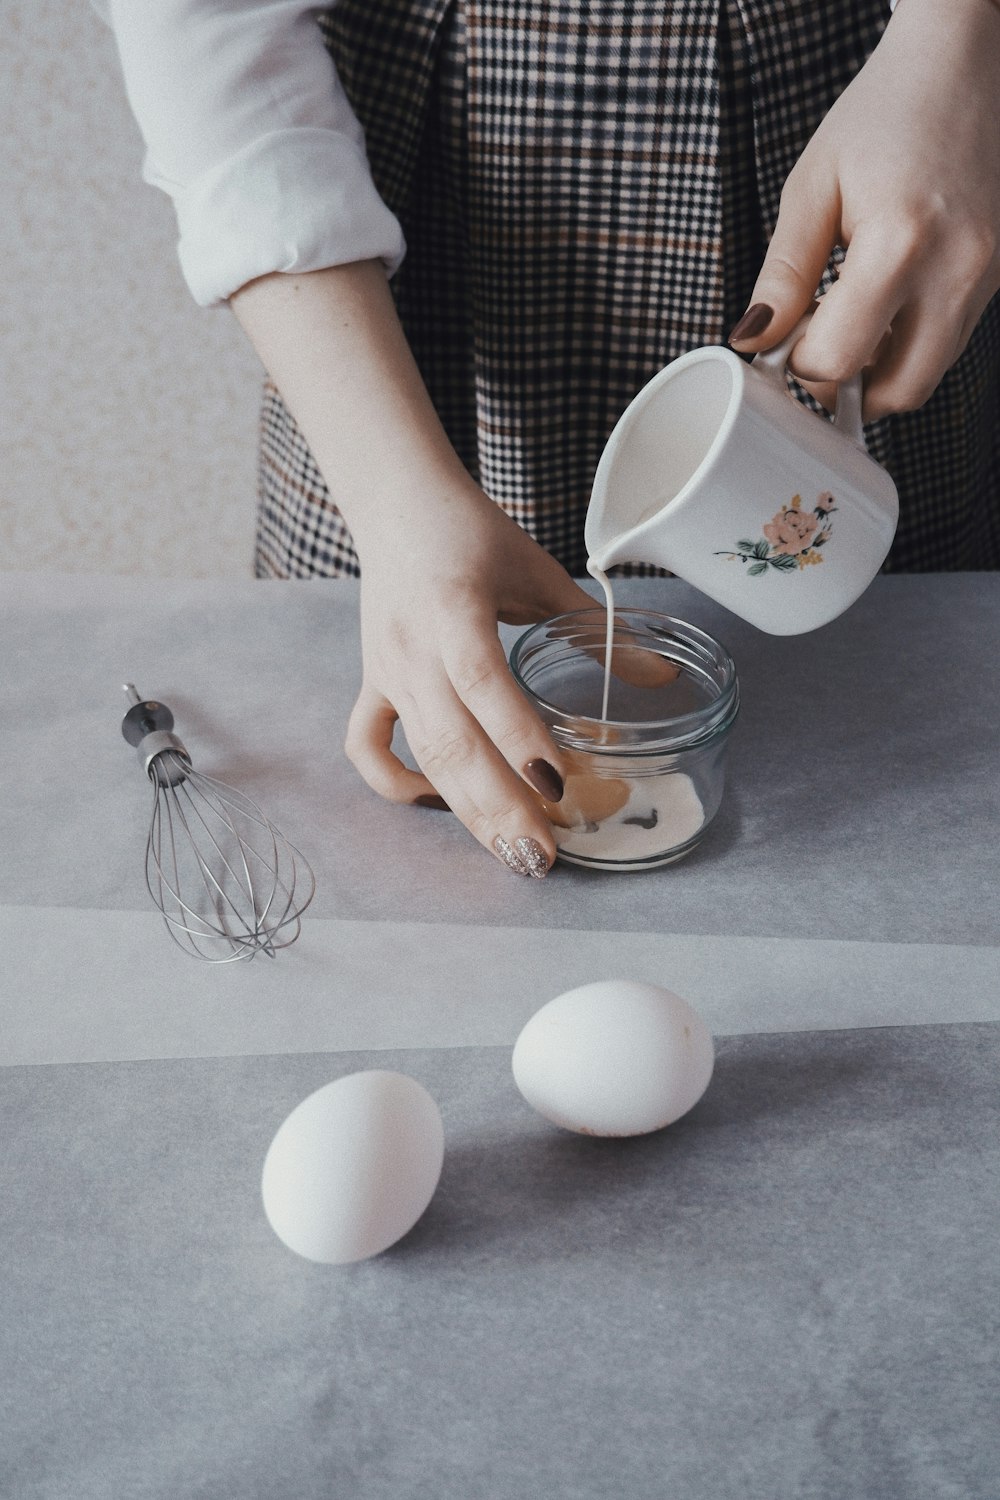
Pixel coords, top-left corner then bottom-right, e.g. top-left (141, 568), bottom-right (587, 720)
top-left (509, 607), bottom-right (739, 751)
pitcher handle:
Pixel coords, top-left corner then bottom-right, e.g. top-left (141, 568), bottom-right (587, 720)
top-left (752, 313), bottom-right (866, 449)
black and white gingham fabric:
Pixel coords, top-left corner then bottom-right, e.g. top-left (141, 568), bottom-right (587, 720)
top-left (255, 0), bottom-right (1000, 580)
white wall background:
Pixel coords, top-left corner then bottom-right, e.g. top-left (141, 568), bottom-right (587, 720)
top-left (2, 1), bottom-right (265, 578)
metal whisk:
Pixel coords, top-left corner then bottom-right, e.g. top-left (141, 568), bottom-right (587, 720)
top-left (121, 684), bottom-right (315, 962)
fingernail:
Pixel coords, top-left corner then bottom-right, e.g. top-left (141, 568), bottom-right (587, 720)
top-left (413, 794), bottom-right (450, 811)
top-left (515, 837), bottom-right (551, 879)
top-left (524, 759), bottom-right (564, 802)
top-left (494, 836), bottom-right (531, 875)
top-left (728, 303), bottom-right (774, 344)
top-left (493, 835), bottom-right (551, 879)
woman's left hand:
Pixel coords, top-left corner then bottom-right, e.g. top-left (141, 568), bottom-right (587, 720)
top-left (729, 0), bottom-right (1000, 420)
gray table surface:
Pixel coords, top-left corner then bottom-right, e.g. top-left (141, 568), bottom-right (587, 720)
top-left (2, 569), bottom-right (999, 1499)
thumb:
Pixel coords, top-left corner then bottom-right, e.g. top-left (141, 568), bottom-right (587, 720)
top-left (539, 567), bottom-right (681, 692)
top-left (728, 166), bottom-right (840, 353)
top-left (528, 550), bottom-right (604, 620)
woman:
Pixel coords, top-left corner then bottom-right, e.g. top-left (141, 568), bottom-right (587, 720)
top-left (98, 0), bottom-right (1000, 876)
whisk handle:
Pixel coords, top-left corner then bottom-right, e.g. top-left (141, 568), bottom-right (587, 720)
top-left (121, 688), bottom-right (191, 786)
top-left (122, 689), bottom-right (175, 746)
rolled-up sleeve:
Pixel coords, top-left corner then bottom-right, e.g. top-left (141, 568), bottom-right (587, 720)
top-left (95, 0), bottom-right (406, 305)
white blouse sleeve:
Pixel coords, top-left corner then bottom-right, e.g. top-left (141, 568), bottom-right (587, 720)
top-left (93, 1), bottom-right (407, 306)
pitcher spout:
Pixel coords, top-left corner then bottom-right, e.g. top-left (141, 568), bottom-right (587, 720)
top-left (586, 528), bottom-right (646, 574)
top-left (585, 470), bottom-right (675, 573)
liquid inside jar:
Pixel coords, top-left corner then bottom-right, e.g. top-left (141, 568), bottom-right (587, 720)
top-left (539, 647), bottom-right (717, 725)
top-left (510, 607), bottom-right (739, 871)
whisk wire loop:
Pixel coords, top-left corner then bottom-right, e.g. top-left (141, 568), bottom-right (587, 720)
top-left (190, 771), bottom-right (293, 932)
top-left (197, 770), bottom-right (315, 945)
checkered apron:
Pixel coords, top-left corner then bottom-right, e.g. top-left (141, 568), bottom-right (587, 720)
top-left (254, 0), bottom-right (1000, 579)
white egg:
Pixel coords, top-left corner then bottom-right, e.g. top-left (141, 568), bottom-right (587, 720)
top-left (512, 979), bottom-right (714, 1136)
top-left (261, 1070), bottom-right (444, 1264)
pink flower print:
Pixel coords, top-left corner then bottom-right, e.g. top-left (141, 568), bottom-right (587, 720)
top-left (762, 506), bottom-right (818, 556)
top-left (814, 491), bottom-right (836, 514)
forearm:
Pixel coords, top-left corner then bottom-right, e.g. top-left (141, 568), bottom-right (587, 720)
top-left (230, 261), bottom-right (478, 554)
top-left (888, 0), bottom-right (1000, 49)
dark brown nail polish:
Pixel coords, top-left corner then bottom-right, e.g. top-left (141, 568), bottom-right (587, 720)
top-left (413, 794), bottom-right (450, 811)
top-left (728, 303), bottom-right (774, 344)
top-left (524, 759), bottom-right (564, 802)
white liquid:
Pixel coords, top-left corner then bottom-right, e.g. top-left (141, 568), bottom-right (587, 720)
top-left (585, 556), bottom-right (616, 722)
top-left (571, 551), bottom-right (704, 865)
top-left (553, 772), bottom-right (704, 867)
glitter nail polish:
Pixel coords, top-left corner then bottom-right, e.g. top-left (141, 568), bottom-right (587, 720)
top-left (494, 835), bottom-right (531, 876)
top-left (514, 837), bottom-right (550, 879)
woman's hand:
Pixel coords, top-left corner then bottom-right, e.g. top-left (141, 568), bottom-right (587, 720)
top-left (231, 260), bottom-right (596, 878)
top-left (346, 481), bottom-right (595, 877)
top-left (729, 0), bottom-right (1000, 420)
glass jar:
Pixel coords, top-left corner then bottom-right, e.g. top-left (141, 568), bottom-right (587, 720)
top-left (509, 608), bottom-right (739, 871)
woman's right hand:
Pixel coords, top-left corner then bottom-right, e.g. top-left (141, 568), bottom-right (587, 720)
top-left (231, 259), bottom-right (598, 876)
top-left (346, 478), bottom-right (597, 877)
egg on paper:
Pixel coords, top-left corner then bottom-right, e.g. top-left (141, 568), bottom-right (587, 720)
top-left (261, 1071), bottom-right (444, 1265)
top-left (512, 980), bottom-right (714, 1137)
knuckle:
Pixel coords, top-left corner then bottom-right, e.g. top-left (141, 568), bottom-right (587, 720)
top-left (802, 347), bottom-right (856, 385)
top-left (342, 713), bottom-right (368, 770)
top-left (777, 163), bottom-right (809, 212)
top-left (450, 653), bottom-right (501, 701)
top-left (376, 616), bottom-right (410, 662)
top-left (493, 718), bottom-right (536, 761)
top-left (464, 805), bottom-right (494, 844)
top-left (904, 383), bottom-right (939, 413)
top-left (342, 742), bottom-right (396, 801)
top-left (792, 335), bottom-right (856, 386)
top-left (956, 221), bottom-right (998, 279)
top-left (867, 199), bottom-right (933, 264)
top-left (418, 727), bottom-right (477, 780)
top-left (910, 378), bottom-right (940, 410)
top-left (437, 576), bottom-right (486, 624)
top-left (826, 357), bottom-right (860, 386)
top-left (869, 375), bottom-right (937, 418)
top-left (760, 248), bottom-right (811, 295)
top-left (342, 727), bottom-right (362, 769)
top-left (469, 795), bottom-right (531, 843)
top-left (889, 212), bottom-right (926, 265)
top-left (864, 388), bottom-right (899, 419)
top-left (864, 391), bottom-right (893, 421)
top-left (776, 174), bottom-right (797, 210)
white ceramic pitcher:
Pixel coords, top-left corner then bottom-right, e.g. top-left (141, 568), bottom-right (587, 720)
top-left (584, 318), bottom-right (899, 635)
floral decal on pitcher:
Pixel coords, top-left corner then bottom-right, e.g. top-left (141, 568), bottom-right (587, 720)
top-left (716, 492), bottom-right (837, 574)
